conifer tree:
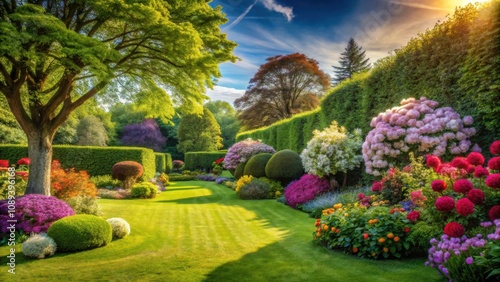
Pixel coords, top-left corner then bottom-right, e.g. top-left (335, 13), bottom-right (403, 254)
top-left (332, 38), bottom-right (371, 84)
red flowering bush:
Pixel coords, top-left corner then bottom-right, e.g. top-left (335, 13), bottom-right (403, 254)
top-left (431, 180), bottom-right (447, 192)
top-left (473, 166), bottom-right (489, 178)
top-left (455, 198), bottom-right (475, 216)
top-left (0, 160), bottom-right (8, 168)
top-left (467, 189), bottom-right (485, 205)
top-left (443, 222), bottom-right (464, 238)
top-left (51, 160), bottom-right (97, 200)
top-left (489, 205), bottom-right (500, 221)
top-left (490, 140), bottom-right (500, 155)
top-left (485, 174), bottom-right (500, 189)
top-left (451, 157), bottom-right (469, 170)
top-left (435, 196), bottom-right (455, 212)
top-left (453, 179), bottom-right (473, 194)
top-left (17, 158), bottom-right (30, 165)
top-left (371, 181), bottom-right (383, 192)
top-left (284, 174), bottom-right (331, 208)
top-left (406, 211), bottom-right (420, 222)
top-left (426, 155), bottom-right (441, 170)
top-left (466, 152), bottom-right (484, 166)
top-left (488, 157), bottom-right (500, 170)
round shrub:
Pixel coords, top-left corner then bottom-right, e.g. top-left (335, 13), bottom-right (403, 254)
top-left (284, 174), bottom-right (331, 208)
top-left (106, 218), bottom-right (131, 239)
top-left (265, 149), bottom-right (303, 183)
top-left (47, 214), bottom-right (112, 252)
top-left (224, 138), bottom-right (276, 170)
top-left (112, 161), bottom-right (144, 190)
top-left (234, 161), bottom-right (247, 180)
top-left (238, 179), bottom-right (270, 200)
top-left (0, 194), bottom-right (74, 234)
top-left (131, 182), bottom-right (158, 199)
top-left (22, 233), bottom-right (57, 259)
top-left (244, 153), bottom-right (273, 178)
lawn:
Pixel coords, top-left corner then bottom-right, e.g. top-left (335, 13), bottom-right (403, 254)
top-left (1, 181), bottom-right (443, 282)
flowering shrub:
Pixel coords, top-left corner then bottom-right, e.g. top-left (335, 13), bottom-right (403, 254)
top-left (106, 218), bottom-right (131, 239)
top-left (215, 177), bottom-right (228, 184)
top-left (237, 178), bottom-right (270, 200)
top-left (22, 233), bottom-right (57, 259)
top-left (362, 97), bottom-right (476, 176)
top-left (300, 121), bottom-right (363, 178)
top-left (284, 174), bottom-right (331, 209)
top-left (50, 160), bottom-right (97, 200)
top-left (223, 139), bottom-right (275, 170)
top-left (196, 174), bottom-right (218, 182)
top-left (17, 158), bottom-right (30, 165)
top-left (0, 194), bottom-right (74, 234)
top-left (97, 188), bottom-right (130, 199)
top-left (235, 175), bottom-right (253, 193)
top-left (131, 182), bottom-right (158, 199)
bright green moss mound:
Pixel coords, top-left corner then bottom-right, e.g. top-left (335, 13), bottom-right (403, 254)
top-left (265, 149), bottom-right (303, 182)
top-left (244, 153), bottom-right (273, 178)
top-left (47, 214), bottom-right (112, 252)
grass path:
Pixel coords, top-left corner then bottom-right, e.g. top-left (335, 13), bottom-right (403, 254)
top-left (1, 181), bottom-right (442, 281)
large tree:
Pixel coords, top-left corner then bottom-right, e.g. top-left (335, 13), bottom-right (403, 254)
top-left (205, 100), bottom-right (239, 148)
top-left (177, 108), bottom-right (223, 153)
top-left (76, 115), bottom-right (109, 146)
top-left (0, 1), bottom-right (236, 195)
top-left (234, 53), bottom-right (329, 130)
top-left (332, 38), bottom-right (371, 85)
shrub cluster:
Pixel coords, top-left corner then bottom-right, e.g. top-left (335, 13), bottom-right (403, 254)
top-left (223, 139), bottom-right (275, 170)
top-left (51, 160), bottom-right (97, 200)
top-left (112, 161), bottom-right (144, 190)
top-left (131, 182), bottom-right (158, 199)
top-left (284, 174), bottom-right (331, 209)
top-left (106, 218), bottom-right (131, 239)
top-left (22, 233), bottom-right (57, 259)
top-left (184, 152), bottom-right (226, 171)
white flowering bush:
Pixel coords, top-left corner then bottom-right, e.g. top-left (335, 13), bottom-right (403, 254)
top-left (22, 233), bottom-right (57, 259)
top-left (106, 218), bottom-right (131, 239)
top-left (223, 138), bottom-right (276, 170)
top-left (362, 97), bottom-right (476, 176)
top-left (301, 121), bottom-right (363, 177)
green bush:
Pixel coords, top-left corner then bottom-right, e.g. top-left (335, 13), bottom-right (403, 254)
top-left (65, 195), bottom-right (103, 217)
top-left (406, 221), bottom-right (442, 256)
top-left (234, 161), bottom-right (247, 180)
top-left (47, 214), bottom-right (112, 252)
top-left (0, 145), bottom-right (156, 179)
top-left (244, 153), bottom-right (273, 178)
top-left (154, 153), bottom-right (172, 173)
top-left (258, 177), bottom-right (284, 199)
top-left (265, 149), bottom-right (303, 183)
top-left (131, 182), bottom-right (158, 198)
top-left (89, 175), bottom-right (121, 189)
top-left (168, 174), bottom-right (196, 181)
top-left (238, 178), bottom-right (270, 200)
top-left (184, 151), bottom-right (226, 171)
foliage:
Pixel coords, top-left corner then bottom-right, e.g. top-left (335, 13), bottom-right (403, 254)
top-left (265, 149), bottom-right (304, 183)
top-left (22, 233), bottom-right (57, 259)
top-left (0, 194), bottom-right (74, 234)
top-left (157, 173), bottom-right (169, 186)
top-left (76, 115), bottom-right (109, 146)
top-left (47, 215), bottom-right (112, 252)
top-left (168, 173), bottom-right (197, 182)
top-left (112, 161), bottom-right (144, 190)
top-left (284, 174), bottom-right (331, 209)
top-left (406, 221), bottom-right (443, 255)
top-left (258, 177), bottom-right (284, 199)
top-left (131, 182), bottom-right (158, 199)
top-left (235, 53), bottom-right (329, 130)
top-left (301, 121), bottom-right (363, 177)
top-left (154, 153), bottom-right (172, 173)
top-left (184, 152), bottom-right (226, 171)
top-left (237, 178), bottom-right (270, 200)
top-left (332, 38), bottom-right (371, 85)
top-left (172, 160), bottom-right (185, 171)
top-left (97, 188), bottom-right (130, 199)
top-left (0, 172), bottom-right (27, 200)
top-left (50, 160), bottom-right (98, 200)
top-left (314, 204), bottom-right (413, 259)
top-left (205, 100), bottom-right (240, 148)
top-left (224, 138), bottom-right (276, 170)
top-left (65, 195), bottom-right (103, 217)
top-left (0, 107), bottom-right (26, 144)
top-left (196, 174), bottom-right (218, 182)
top-left (106, 218), bottom-right (131, 239)
top-left (235, 175), bottom-right (253, 193)
top-left (301, 191), bottom-right (341, 217)
top-left (89, 175), bottom-right (121, 189)
top-left (244, 153), bottom-right (273, 178)
top-left (177, 108), bottom-right (223, 153)
top-left (121, 119), bottom-right (167, 152)
top-left (363, 97), bottom-right (476, 176)
top-left (234, 162), bottom-right (247, 180)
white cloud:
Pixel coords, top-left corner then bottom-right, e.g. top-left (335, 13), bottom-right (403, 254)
top-left (206, 86), bottom-right (246, 105)
top-left (259, 0), bottom-right (294, 22)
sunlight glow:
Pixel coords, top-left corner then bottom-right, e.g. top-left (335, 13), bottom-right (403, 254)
top-left (454, 0), bottom-right (491, 6)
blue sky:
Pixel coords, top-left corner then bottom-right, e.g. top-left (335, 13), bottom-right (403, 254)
top-left (206, 0), bottom-right (482, 104)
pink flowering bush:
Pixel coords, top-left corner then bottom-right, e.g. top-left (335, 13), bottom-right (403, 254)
top-left (0, 194), bottom-right (75, 234)
top-left (284, 174), bottom-right (331, 208)
top-left (362, 97), bottom-right (476, 176)
top-left (223, 138), bottom-right (276, 170)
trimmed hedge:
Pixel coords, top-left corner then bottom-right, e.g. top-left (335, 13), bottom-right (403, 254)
top-left (0, 145), bottom-right (156, 179)
top-left (184, 151), bottom-right (226, 171)
top-left (154, 153), bottom-right (172, 173)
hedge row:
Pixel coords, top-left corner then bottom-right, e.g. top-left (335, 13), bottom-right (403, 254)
top-left (154, 153), bottom-right (172, 173)
top-left (184, 152), bottom-right (226, 171)
top-left (237, 3), bottom-right (499, 153)
top-left (0, 145), bottom-right (157, 179)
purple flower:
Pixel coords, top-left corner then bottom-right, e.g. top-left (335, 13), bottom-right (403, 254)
top-left (224, 139), bottom-right (275, 170)
top-left (465, 257), bottom-right (473, 265)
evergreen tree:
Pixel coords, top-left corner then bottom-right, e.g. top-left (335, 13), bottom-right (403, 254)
top-left (332, 38), bottom-right (371, 85)
top-left (177, 108), bottom-right (223, 153)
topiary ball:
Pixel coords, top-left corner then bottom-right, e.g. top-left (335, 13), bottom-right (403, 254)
top-left (47, 214), bottom-right (112, 252)
top-left (131, 182), bottom-right (158, 198)
top-left (106, 218), bottom-right (131, 239)
top-left (22, 233), bottom-right (57, 259)
top-left (234, 162), bottom-right (247, 180)
top-left (244, 153), bottom-right (273, 178)
top-left (265, 149), bottom-right (304, 183)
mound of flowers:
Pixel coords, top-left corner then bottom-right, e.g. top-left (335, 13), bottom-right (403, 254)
top-left (223, 138), bottom-right (275, 170)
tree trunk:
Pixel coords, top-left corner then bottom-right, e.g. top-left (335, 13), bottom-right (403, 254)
top-left (25, 130), bottom-right (53, 196)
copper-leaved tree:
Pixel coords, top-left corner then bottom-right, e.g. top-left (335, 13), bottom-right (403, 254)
top-left (0, 1), bottom-right (236, 195)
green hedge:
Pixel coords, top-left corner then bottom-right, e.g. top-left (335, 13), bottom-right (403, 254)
top-left (154, 153), bottom-right (172, 173)
top-left (184, 151), bottom-right (226, 171)
top-left (0, 145), bottom-right (156, 179)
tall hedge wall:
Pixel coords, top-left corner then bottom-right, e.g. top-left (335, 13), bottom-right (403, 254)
top-left (237, 3), bottom-right (499, 153)
top-left (154, 153), bottom-right (173, 173)
top-left (184, 152), bottom-right (226, 171)
top-left (0, 145), bottom-right (157, 179)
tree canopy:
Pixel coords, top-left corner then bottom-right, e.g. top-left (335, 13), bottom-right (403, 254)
top-left (177, 108), bottom-right (223, 153)
top-left (205, 100), bottom-right (240, 148)
top-left (235, 53), bottom-right (329, 130)
top-left (332, 38), bottom-right (370, 85)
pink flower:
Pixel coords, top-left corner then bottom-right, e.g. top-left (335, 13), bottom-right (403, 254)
top-left (455, 198), bottom-right (475, 216)
top-left (431, 180), bottom-right (447, 193)
top-left (435, 196), bottom-right (455, 212)
top-left (426, 155), bottom-right (441, 170)
top-left (451, 157), bottom-right (469, 170)
top-left (371, 181), bottom-right (383, 193)
top-left (467, 189), bottom-right (485, 205)
top-left (490, 140), bottom-right (500, 155)
top-left (488, 157), bottom-right (500, 171)
top-left (466, 152), bottom-right (485, 166)
top-left (488, 206), bottom-right (500, 221)
top-left (474, 166), bottom-right (490, 178)
top-left (406, 211), bottom-right (420, 222)
top-left (453, 179), bottom-right (473, 194)
top-left (444, 222), bottom-right (464, 238)
top-left (486, 174), bottom-right (500, 189)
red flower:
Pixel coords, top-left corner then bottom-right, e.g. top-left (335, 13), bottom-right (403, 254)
top-left (467, 152), bottom-right (485, 166)
top-left (215, 157), bottom-right (225, 164)
top-left (490, 140), bottom-right (500, 155)
top-left (435, 196), bottom-right (455, 212)
top-left (489, 205), bottom-right (500, 221)
top-left (406, 211), bottom-right (420, 222)
top-left (17, 158), bottom-right (30, 165)
top-left (371, 181), bottom-right (383, 193)
top-left (357, 193), bottom-right (365, 200)
top-left (467, 189), bottom-right (485, 205)
top-left (426, 155), bottom-right (441, 169)
top-left (474, 166), bottom-right (490, 178)
top-left (485, 174), bottom-right (500, 189)
top-left (15, 171), bottom-right (29, 180)
top-left (444, 222), bottom-right (465, 238)
top-left (0, 160), bottom-right (8, 168)
top-left (467, 166), bottom-right (476, 174)
top-left (431, 180), bottom-right (447, 193)
top-left (488, 157), bottom-right (500, 171)
top-left (456, 198), bottom-right (475, 216)
top-left (451, 157), bottom-right (469, 170)
top-left (453, 179), bottom-right (473, 194)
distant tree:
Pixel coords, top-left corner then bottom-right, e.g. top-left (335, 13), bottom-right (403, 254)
top-left (205, 100), bottom-right (240, 148)
top-left (121, 119), bottom-right (167, 152)
top-left (177, 108), bottom-right (223, 153)
top-left (110, 103), bottom-right (148, 142)
top-left (0, 107), bottom-right (26, 144)
top-left (235, 53), bottom-right (329, 130)
top-left (76, 116), bottom-right (109, 146)
top-left (332, 38), bottom-right (371, 85)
